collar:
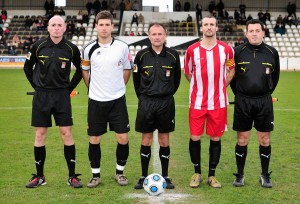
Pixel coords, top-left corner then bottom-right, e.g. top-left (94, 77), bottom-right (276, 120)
top-left (47, 36), bottom-right (66, 48)
top-left (149, 44), bottom-right (167, 57)
top-left (245, 41), bottom-right (265, 52)
top-left (97, 37), bottom-right (115, 47)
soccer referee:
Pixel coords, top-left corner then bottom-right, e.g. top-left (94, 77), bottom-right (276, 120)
top-left (133, 23), bottom-right (181, 190)
top-left (231, 19), bottom-right (280, 188)
top-left (24, 15), bottom-right (83, 188)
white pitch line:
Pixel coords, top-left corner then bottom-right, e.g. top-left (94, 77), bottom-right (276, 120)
top-left (152, 130), bottom-right (161, 174)
top-left (125, 193), bottom-right (190, 204)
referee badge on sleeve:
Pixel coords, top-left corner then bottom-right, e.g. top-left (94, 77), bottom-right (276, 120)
top-left (166, 70), bottom-right (170, 77)
top-left (61, 62), bottom-right (66, 69)
top-left (133, 64), bottom-right (138, 72)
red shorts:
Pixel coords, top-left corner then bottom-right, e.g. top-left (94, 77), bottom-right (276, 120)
top-left (189, 107), bottom-right (227, 137)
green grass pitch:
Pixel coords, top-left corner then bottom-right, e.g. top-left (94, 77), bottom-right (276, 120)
top-left (0, 69), bottom-right (299, 203)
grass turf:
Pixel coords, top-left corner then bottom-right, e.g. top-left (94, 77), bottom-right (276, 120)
top-left (0, 69), bottom-right (299, 204)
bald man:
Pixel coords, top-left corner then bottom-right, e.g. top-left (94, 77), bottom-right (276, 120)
top-left (24, 15), bottom-right (83, 188)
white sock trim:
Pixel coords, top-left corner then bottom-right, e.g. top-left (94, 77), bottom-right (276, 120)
top-left (116, 164), bottom-right (125, 171)
top-left (91, 168), bottom-right (100, 174)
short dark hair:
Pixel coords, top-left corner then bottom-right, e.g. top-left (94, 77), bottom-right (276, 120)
top-left (148, 23), bottom-right (167, 34)
top-left (95, 10), bottom-right (113, 24)
top-left (200, 15), bottom-right (218, 27)
top-left (246, 19), bottom-right (264, 31)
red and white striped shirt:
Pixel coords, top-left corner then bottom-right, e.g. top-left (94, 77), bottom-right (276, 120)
top-left (184, 40), bottom-right (235, 110)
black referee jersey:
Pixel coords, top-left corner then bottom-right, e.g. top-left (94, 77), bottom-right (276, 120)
top-left (230, 42), bottom-right (280, 97)
top-left (133, 45), bottom-right (181, 98)
top-left (24, 37), bottom-right (82, 91)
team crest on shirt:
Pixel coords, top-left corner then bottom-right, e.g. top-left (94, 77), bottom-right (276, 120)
top-left (61, 62), bottom-right (66, 68)
top-left (133, 64), bottom-right (138, 72)
top-left (26, 52), bottom-right (31, 60)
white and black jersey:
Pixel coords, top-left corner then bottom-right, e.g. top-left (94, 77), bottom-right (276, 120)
top-left (81, 38), bottom-right (132, 101)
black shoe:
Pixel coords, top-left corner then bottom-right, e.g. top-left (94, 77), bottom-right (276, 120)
top-left (260, 171), bottom-right (272, 188)
top-left (25, 174), bottom-right (47, 188)
top-left (164, 176), bottom-right (175, 189)
top-left (134, 176), bottom-right (145, 189)
top-left (233, 173), bottom-right (245, 187)
top-left (68, 174), bottom-right (83, 188)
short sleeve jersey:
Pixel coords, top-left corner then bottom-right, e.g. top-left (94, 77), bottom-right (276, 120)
top-left (184, 40), bottom-right (235, 110)
top-left (81, 38), bottom-right (132, 101)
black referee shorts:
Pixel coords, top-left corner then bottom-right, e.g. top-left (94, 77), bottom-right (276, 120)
top-left (87, 95), bottom-right (130, 136)
top-left (32, 89), bottom-right (73, 127)
top-left (135, 95), bottom-right (175, 133)
top-left (233, 93), bottom-right (274, 132)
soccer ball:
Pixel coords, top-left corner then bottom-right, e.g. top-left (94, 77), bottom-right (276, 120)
top-left (143, 173), bottom-right (167, 196)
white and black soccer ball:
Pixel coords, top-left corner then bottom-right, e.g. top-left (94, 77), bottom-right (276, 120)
top-left (143, 173), bottom-right (167, 196)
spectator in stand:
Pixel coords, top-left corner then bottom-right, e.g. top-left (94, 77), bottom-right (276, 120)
top-left (133, 0), bottom-right (140, 11)
top-left (287, 2), bottom-right (297, 19)
top-left (131, 13), bottom-right (138, 26)
top-left (264, 10), bottom-right (271, 22)
top-left (282, 15), bottom-right (290, 26)
top-left (23, 37), bottom-right (32, 53)
top-left (274, 22), bottom-right (286, 35)
top-left (125, 0), bottom-right (133, 11)
top-left (1, 11), bottom-right (7, 23)
top-left (4, 27), bottom-right (10, 36)
top-left (264, 24), bottom-right (270, 38)
top-left (102, 0), bottom-right (108, 10)
top-left (66, 20), bottom-right (75, 39)
top-left (86, 0), bottom-right (93, 16)
top-left (44, 0), bottom-right (51, 15)
top-left (31, 21), bottom-right (39, 31)
top-left (258, 10), bottom-right (265, 24)
top-left (12, 34), bottom-right (21, 48)
top-left (234, 9), bottom-right (240, 21)
top-left (129, 31), bottom-right (135, 36)
top-left (221, 9), bottom-right (229, 20)
top-left (110, 1), bottom-right (117, 18)
top-left (223, 22), bottom-right (232, 34)
top-left (49, 0), bottom-right (55, 13)
top-left (246, 14), bottom-right (253, 22)
top-left (208, 1), bottom-right (216, 14)
top-left (187, 14), bottom-right (192, 22)
top-left (25, 16), bottom-right (33, 30)
top-left (239, 3), bottom-right (246, 17)
top-left (93, 0), bottom-right (102, 15)
top-left (216, 0), bottom-right (225, 18)
top-left (175, 1), bottom-right (181, 11)
top-left (76, 10), bottom-right (83, 24)
top-left (119, 0), bottom-right (126, 20)
top-left (124, 31), bottom-right (129, 36)
top-left (234, 38), bottom-right (244, 47)
top-left (141, 31), bottom-right (148, 36)
top-left (1, 8), bottom-right (7, 18)
top-left (0, 35), bottom-right (6, 46)
top-left (276, 14), bottom-right (283, 24)
top-left (184, 1), bottom-right (191, 12)
top-left (7, 43), bottom-right (17, 55)
top-left (0, 19), bottom-right (3, 28)
top-left (57, 8), bottom-right (65, 16)
top-left (196, 3), bottom-right (202, 21)
top-left (231, 22), bottom-right (238, 32)
top-left (290, 16), bottom-right (298, 26)
top-left (77, 24), bottom-right (86, 36)
top-left (138, 13), bottom-right (144, 24)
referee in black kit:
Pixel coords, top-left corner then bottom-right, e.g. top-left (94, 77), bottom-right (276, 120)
top-left (23, 15), bottom-right (83, 188)
top-left (133, 23), bottom-right (181, 189)
top-left (230, 19), bottom-right (280, 188)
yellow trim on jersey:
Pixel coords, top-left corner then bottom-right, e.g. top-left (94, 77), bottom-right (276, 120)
top-left (238, 61), bottom-right (250, 64)
top-left (143, 66), bottom-right (153, 68)
top-left (59, 57), bottom-right (70, 61)
top-left (262, 62), bottom-right (272, 66)
top-left (162, 66), bottom-right (173, 69)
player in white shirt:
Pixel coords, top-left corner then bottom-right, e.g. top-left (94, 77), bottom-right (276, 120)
top-left (81, 10), bottom-right (132, 188)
